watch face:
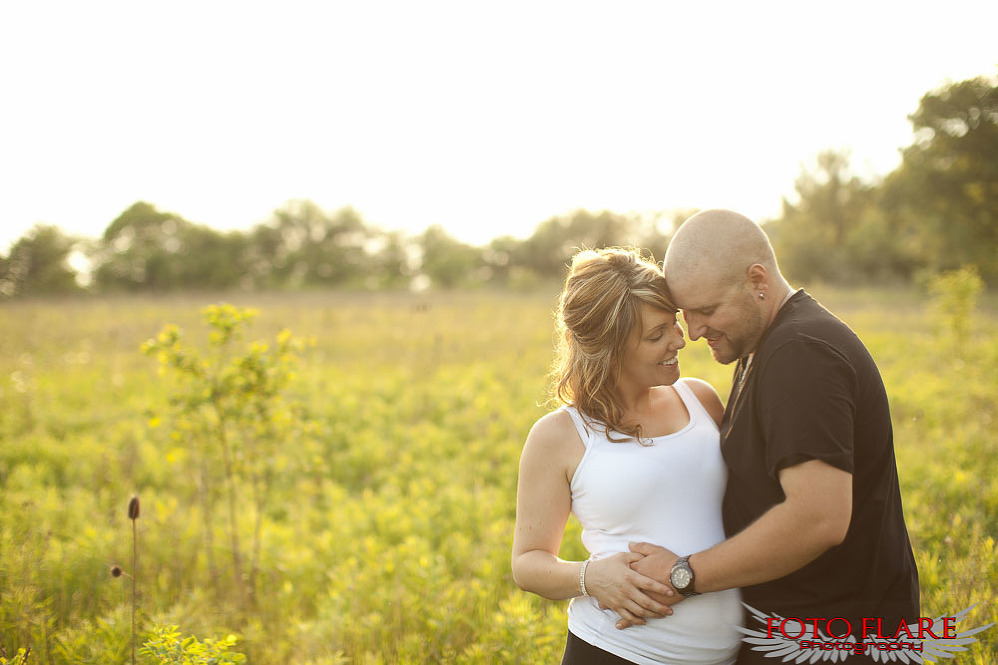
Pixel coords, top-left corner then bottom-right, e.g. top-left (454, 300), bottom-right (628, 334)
top-left (671, 567), bottom-right (692, 589)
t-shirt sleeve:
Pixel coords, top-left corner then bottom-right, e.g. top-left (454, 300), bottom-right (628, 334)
top-left (755, 338), bottom-right (856, 479)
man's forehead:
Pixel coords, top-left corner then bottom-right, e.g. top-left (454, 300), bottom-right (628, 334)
top-left (668, 272), bottom-right (734, 311)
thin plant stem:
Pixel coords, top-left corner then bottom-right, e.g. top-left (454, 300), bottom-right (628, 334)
top-left (131, 516), bottom-right (137, 665)
top-left (128, 495), bottom-right (140, 665)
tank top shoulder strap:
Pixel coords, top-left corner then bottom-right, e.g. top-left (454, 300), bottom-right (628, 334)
top-left (671, 378), bottom-right (712, 426)
top-left (561, 405), bottom-right (596, 449)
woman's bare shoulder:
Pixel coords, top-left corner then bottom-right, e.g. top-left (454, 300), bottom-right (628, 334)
top-left (520, 407), bottom-right (586, 464)
top-left (527, 407), bottom-right (579, 445)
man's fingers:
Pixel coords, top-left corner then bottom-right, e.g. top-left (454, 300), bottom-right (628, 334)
top-left (621, 551), bottom-right (644, 566)
top-left (628, 541), bottom-right (656, 555)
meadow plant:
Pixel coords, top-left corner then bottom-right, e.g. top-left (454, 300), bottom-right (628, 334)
top-left (139, 625), bottom-right (245, 664)
top-left (0, 646), bottom-right (30, 665)
top-left (929, 265), bottom-right (984, 351)
top-left (0, 290), bottom-right (994, 663)
top-left (141, 304), bottom-right (312, 608)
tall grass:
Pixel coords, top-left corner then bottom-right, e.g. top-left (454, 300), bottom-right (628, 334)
top-left (0, 285), bottom-right (995, 663)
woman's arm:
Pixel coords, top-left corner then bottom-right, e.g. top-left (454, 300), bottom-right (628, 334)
top-left (511, 410), bottom-right (674, 624)
top-left (511, 411), bottom-right (581, 599)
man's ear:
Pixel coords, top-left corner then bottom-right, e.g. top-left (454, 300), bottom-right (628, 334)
top-left (746, 263), bottom-right (769, 294)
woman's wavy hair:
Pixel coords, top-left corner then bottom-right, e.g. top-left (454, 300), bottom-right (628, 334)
top-left (551, 247), bottom-right (677, 441)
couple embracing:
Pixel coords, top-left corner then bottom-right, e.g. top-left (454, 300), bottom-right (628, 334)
top-left (512, 209), bottom-right (920, 664)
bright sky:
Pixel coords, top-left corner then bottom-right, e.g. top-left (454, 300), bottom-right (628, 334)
top-left (1, 1), bottom-right (995, 253)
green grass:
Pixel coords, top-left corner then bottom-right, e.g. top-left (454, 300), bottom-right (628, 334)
top-left (0, 285), bottom-right (995, 663)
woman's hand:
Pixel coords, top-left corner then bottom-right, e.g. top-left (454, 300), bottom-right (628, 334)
top-left (584, 551), bottom-right (676, 628)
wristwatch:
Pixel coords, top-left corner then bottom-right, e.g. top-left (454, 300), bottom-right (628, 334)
top-left (670, 555), bottom-right (700, 597)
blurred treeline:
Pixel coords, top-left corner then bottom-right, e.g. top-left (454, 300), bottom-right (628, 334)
top-left (2, 75), bottom-right (995, 298)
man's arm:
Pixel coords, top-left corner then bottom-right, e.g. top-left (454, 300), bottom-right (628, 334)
top-left (630, 458), bottom-right (851, 598)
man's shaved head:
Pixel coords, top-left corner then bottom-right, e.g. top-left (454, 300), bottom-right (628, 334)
top-left (664, 209), bottom-right (779, 291)
top-left (662, 209), bottom-right (790, 364)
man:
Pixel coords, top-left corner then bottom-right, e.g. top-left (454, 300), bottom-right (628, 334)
top-left (629, 209), bottom-right (919, 663)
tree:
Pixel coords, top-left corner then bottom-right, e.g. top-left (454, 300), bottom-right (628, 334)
top-left (242, 222), bottom-right (285, 290)
top-left (175, 226), bottom-right (249, 291)
top-left (93, 202), bottom-right (195, 291)
top-left (882, 75), bottom-right (998, 282)
top-left (417, 225), bottom-right (483, 288)
top-left (92, 202), bottom-right (251, 292)
top-left (256, 200), bottom-right (371, 288)
top-left (0, 224), bottom-right (81, 297)
top-left (518, 210), bottom-right (644, 278)
top-left (766, 150), bottom-right (888, 283)
top-left (363, 229), bottom-right (413, 289)
top-left (481, 235), bottom-right (523, 286)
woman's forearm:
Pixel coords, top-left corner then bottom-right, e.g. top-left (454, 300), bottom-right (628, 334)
top-left (512, 550), bottom-right (586, 601)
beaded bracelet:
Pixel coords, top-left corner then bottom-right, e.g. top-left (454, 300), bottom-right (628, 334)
top-left (579, 558), bottom-right (591, 597)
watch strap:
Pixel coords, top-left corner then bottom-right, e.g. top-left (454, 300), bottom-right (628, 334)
top-left (672, 554), bottom-right (701, 597)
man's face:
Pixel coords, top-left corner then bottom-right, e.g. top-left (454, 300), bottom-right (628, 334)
top-left (668, 272), bottom-right (765, 365)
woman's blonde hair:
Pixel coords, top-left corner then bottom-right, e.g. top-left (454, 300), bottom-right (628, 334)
top-left (551, 247), bottom-right (677, 441)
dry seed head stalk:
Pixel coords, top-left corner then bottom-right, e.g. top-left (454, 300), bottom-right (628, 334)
top-left (128, 496), bottom-right (140, 520)
top-left (110, 564), bottom-right (132, 579)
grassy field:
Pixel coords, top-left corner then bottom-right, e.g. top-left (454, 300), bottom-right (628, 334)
top-left (0, 285), bottom-right (995, 663)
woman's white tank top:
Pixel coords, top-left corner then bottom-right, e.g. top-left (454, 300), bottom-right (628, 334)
top-left (564, 378), bottom-right (743, 665)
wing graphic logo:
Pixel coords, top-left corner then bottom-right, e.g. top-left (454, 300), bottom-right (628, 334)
top-left (735, 603), bottom-right (994, 662)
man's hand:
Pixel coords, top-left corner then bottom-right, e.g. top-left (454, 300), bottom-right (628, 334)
top-left (611, 542), bottom-right (685, 629)
top-left (628, 542), bottom-right (683, 604)
top-left (586, 551), bottom-right (675, 629)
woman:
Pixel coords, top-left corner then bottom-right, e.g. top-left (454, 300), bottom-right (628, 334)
top-left (511, 248), bottom-right (742, 664)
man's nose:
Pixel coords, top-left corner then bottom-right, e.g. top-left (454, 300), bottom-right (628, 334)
top-left (683, 311), bottom-right (706, 341)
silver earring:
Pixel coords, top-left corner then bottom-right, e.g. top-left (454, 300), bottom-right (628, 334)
top-left (758, 293), bottom-right (765, 300)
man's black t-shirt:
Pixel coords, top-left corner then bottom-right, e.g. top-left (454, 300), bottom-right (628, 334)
top-left (721, 290), bottom-right (919, 641)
